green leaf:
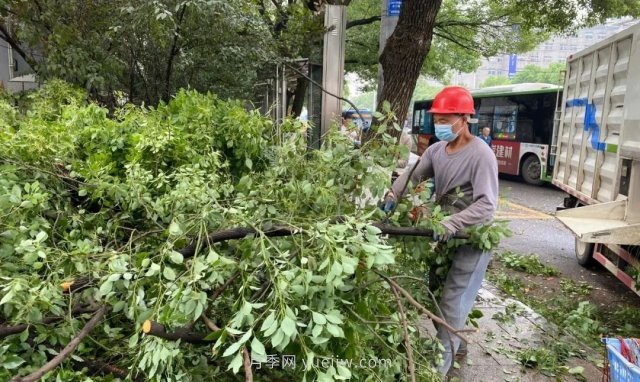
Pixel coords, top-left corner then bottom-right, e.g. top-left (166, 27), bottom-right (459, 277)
top-left (271, 328), bottom-right (285, 347)
top-left (168, 221), bottom-right (183, 237)
top-left (325, 311), bottom-right (342, 325)
top-left (312, 324), bottom-right (323, 338)
top-left (99, 281), bottom-right (113, 295)
top-left (260, 311), bottom-right (277, 332)
top-left (162, 266), bottom-right (176, 281)
top-left (312, 312), bottom-right (327, 325)
top-left (222, 339), bottom-right (243, 357)
top-left (245, 158), bottom-right (253, 170)
top-left (2, 355), bottom-right (25, 369)
top-left (325, 323), bottom-right (344, 338)
top-left (281, 316), bottom-right (297, 337)
top-left (251, 336), bottom-right (266, 357)
top-left (336, 364), bottom-right (352, 379)
top-left (227, 351), bottom-right (243, 374)
top-left (169, 251), bottom-right (184, 264)
top-left (568, 366), bottom-right (584, 375)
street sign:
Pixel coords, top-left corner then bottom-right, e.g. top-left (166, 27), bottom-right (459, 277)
top-left (388, 0), bottom-right (402, 16)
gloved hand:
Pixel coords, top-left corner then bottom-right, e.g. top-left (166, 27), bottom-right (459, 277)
top-left (432, 223), bottom-right (455, 242)
top-left (379, 192), bottom-right (397, 213)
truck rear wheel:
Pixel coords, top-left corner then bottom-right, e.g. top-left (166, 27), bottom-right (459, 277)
top-left (521, 155), bottom-right (544, 186)
top-left (575, 237), bottom-right (595, 267)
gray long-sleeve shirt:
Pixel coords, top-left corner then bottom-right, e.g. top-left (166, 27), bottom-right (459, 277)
top-left (390, 137), bottom-right (498, 233)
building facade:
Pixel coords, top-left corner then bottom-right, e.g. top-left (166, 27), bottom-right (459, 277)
top-left (453, 18), bottom-right (639, 89)
top-left (0, 38), bottom-right (38, 93)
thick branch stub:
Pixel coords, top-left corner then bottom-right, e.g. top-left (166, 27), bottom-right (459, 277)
top-left (142, 320), bottom-right (213, 344)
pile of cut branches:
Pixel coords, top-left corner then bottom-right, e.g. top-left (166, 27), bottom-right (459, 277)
top-left (0, 82), bottom-right (508, 381)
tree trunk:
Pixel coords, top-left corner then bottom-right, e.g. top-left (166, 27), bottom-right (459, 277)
top-left (163, 4), bottom-right (187, 103)
top-left (376, 0), bottom-right (443, 140)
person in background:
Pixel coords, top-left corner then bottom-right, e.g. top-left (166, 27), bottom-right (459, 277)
top-left (480, 126), bottom-right (492, 146)
top-left (380, 86), bottom-right (498, 378)
top-left (340, 113), bottom-right (360, 146)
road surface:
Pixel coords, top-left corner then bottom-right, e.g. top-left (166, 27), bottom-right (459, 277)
top-left (496, 175), bottom-right (639, 305)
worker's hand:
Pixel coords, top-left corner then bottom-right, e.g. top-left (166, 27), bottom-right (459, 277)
top-left (432, 223), bottom-right (455, 242)
top-left (379, 192), bottom-right (397, 213)
top-left (396, 159), bottom-right (408, 168)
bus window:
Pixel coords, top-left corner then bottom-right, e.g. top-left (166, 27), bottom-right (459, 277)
top-left (412, 109), bottom-right (421, 134)
top-left (492, 97), bottom-right (517, 140)
top-left (475, 99), bottom-right (495, 137)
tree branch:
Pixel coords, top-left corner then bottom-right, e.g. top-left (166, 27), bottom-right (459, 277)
top-left (10, 306), bottom-right (108, 382)
top-left (0, 307), bottom-right (99, 339)
top-left (178, 223), bottom-right (469, 259)
top-left (346, 15), bottom-right (381, 29)
top-left (178, 226), bottom-right (297, 258)
top-left (390, 284), bottom-right (416, 382)
top-left (242, 348), bottom-right (254, 382)
top-left (163, 3), bottom-right (188, 102)
top-left (142, 320), bottom-right (212, 344)
top-left (375, 271), bottom-right (469, 344)
top-left (433, 30), bottom-right (481, 54)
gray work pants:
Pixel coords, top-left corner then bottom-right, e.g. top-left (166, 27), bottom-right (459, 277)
top-left (435, 245), bottom-right (492, 376)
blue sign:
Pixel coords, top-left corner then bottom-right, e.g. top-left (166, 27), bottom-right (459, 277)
top-left (388, 0), bottom-right (402, 16)
top-left (508, 54), bottom-right (517, 79)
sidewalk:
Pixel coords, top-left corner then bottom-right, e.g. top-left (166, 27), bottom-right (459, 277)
top-left (422, 281), bottom-right (603, 382)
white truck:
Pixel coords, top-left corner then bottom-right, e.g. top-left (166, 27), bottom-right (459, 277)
top-left (553, 22), bottom-right (640, 296)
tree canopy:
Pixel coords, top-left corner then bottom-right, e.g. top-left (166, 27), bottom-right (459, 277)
top-left (0, 0), bottom-right (637, 121)
top-left (511, 62), bottom-right (566, 85)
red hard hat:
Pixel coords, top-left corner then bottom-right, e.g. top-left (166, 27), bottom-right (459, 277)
top-left (428, 86), bottom-right (476, 114)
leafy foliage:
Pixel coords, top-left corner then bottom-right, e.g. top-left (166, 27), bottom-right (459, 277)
top-left (511, 62), bottom-right (566, 85)
top-left (479, 76), bottom-right (512, 88)
top-left (496, 252), bottom-right (559, 276)
top-left (0, 82), bottom-right (510, 381)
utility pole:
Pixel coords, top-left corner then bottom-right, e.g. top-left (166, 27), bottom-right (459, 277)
top-left (376, 0), bottom-right (401, 108)
top-left (320, 4), bottom-right (347, 140)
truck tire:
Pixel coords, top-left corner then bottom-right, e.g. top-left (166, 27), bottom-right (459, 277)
top-left (521, 155), bottom-right (544, 186)
top-left (575, 237), bottom-right (595, 267)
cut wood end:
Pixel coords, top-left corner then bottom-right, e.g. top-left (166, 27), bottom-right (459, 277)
top-left (61, 281), bottom-right (74, 291)
top-left (142, 320), bottom-right (152, 333)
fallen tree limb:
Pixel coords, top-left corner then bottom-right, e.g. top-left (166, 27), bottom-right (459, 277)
top-left (10, 306), bottom-right (107, 382)
top-left (0, 307), bottom-right (98, 339)
top-left (375, 271), bottom-right (469, 344)
top-left (178, 224), bottom-right (469, 258)
top-left (178, 227), bottom-right (297, 258)
top-left (142, 320), bottom-right (212, 344)
top-left (61, 277), bottom-right (93, 294)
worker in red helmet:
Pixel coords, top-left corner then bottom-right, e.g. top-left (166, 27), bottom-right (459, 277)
top-left (381, 86), bottom-right (498, 377)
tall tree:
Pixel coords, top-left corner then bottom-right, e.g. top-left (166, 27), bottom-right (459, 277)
top-left (347, 0), bottom-right (640, 138)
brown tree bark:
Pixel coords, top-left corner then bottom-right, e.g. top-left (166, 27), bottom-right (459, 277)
top-left (376, 0), bottom-right (443, 140)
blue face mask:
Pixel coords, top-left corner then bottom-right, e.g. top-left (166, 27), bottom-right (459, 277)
top-left (434, 117), bottom-right (462, 142)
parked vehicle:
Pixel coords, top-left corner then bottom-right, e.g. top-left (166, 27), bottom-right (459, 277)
top-left (413, 83), bottom-right (562, 185)
top-left (554, 22), bottom-right (640, 296)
